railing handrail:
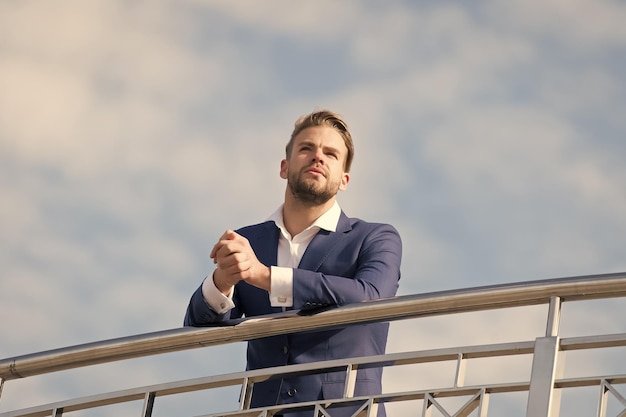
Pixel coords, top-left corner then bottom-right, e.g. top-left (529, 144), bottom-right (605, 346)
top-left (5, 331), bottom-right (626, 417)
top-left (2, 272), bottom-right (626, 382)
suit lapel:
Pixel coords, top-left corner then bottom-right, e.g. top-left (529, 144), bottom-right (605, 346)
top-left (243, 221), bottom-right (282, 313)
top-left (298, 211), bottom-right (352, 271)
top-left (247, 221), bottom-right (280, 266)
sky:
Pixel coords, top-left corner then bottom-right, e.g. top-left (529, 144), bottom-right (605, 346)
top-left (1, 0), bottom-right (626, 415)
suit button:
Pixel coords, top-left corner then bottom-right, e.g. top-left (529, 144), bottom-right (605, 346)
top-left (287, 388), bottom-right (297, 397)
top-left (283, 346), bottom-right (289, 355)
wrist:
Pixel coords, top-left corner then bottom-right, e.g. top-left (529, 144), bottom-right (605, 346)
top-left (250, 265), bottom-right (271, 292)
top-left (213, 269), bottom-right (233, 296)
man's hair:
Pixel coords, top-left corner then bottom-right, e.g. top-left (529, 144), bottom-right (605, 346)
top-left (286, 110), bottom-right (355, 173)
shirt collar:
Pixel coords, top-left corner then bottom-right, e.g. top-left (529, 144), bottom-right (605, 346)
top-left (267, 201), bottom-right (342, 235)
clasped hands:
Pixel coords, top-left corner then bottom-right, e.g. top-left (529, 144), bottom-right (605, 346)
top-left (210, 230), bottom-right (271, 295)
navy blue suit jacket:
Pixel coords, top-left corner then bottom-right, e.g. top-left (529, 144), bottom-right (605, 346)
top-left (184, 211), bottom-right (402, 416)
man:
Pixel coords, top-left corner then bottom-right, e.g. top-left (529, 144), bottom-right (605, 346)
top-left (184, 110), bottom-right (402, 417)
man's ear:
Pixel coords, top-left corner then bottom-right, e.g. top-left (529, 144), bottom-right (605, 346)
top-left (339, 172), bottom-right (350, 191)
top-left (280, 159), bottom-right (288, 179)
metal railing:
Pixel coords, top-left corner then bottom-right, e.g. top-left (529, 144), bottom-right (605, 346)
top-left (1, 272), bottom-right (626, 417)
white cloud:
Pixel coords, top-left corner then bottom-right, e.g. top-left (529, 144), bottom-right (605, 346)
top-left (423, 108), bottom-right (571, 195)
top-left (199, 0), bottom-right (358, 38)
top-left (488, 0), bottom-right (626, 46)
top-left (1, 1), bottom-right (625, 416)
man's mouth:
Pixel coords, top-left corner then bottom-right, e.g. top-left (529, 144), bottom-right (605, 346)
top-left (304, 167), bottom-right (326, 177)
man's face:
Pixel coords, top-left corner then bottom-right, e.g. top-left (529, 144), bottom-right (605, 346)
top-left (280, 126), bottom-right (350, 205)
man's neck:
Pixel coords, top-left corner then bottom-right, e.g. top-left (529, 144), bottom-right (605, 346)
top-left (282, 195), bottom-right (336, 237)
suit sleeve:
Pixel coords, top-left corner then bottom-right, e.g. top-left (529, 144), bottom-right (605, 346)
top-left (183, 280), bottom-right (245, 326)
top-left (184, 285), bottom-right (224, 326)
top-left (292, 222), bottom-right (402, 311)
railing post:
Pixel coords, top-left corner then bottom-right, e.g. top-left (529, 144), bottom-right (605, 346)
top-left (545, 296), bottom-right (562, 338)
top-left (239, 377), bottom-right (254, 410)
top-left (343, 364), bottom-right (357, 398)
top-left (526, 297), bottom-right (565, 417)
top-left (454, 353), bottom-right (467, 388)
top-left (142, 392), bottom-right (156, 417)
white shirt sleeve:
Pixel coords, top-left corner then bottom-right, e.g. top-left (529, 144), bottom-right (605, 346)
top-left (201, 273), bottom-right (236, 314)
top-left (270, 266), bottom-right (293, 307)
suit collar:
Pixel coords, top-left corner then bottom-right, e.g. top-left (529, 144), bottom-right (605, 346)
top-left (266, 201), bottom-right (343, 239)
top-left (298, 210), bottom-right (352, 271)
top-left (336, 210), bottom-right (352, 233)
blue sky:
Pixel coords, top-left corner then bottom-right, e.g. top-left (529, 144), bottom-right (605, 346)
top-left (1, 1), bottom-right (626, 415)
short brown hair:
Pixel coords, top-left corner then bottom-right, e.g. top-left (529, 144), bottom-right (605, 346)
top-left (286, 110), bottom-right (355, 172)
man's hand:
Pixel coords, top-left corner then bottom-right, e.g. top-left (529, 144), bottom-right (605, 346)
top-left (210, 230), bottom-right (271, 294)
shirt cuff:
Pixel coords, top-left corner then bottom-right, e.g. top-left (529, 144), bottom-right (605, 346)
top-left (201, 273), bottom-right (235, 314)
top-left (270, 266), bottom-right (293, 307)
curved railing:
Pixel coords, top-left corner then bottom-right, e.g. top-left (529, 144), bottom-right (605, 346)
top-left (1, 272), bottom-right (626, 416)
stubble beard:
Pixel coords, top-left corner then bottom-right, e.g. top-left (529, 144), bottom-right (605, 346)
top-left (287, 170), bottom-right (340, 206)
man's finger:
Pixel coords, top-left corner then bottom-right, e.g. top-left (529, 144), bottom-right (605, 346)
top-left (210, 229), bottom-right (238, 259)
top-left (223, 229), bottom-right (238, 240)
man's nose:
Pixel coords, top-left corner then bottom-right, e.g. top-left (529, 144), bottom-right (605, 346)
top-left (312, 148), bottom-right (325, 164)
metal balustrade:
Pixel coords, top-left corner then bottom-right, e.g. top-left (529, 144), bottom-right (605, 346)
top-left (1, 272), bottom-right (626, 417)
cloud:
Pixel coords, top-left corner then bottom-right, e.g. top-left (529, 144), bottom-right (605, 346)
top-left (487, 0), bottom-right (626, 46)
top-left (1, 0), bottom-right (625, 416)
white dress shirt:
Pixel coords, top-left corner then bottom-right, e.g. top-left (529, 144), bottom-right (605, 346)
top-left (202, 201), bottom-right (342, 314)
